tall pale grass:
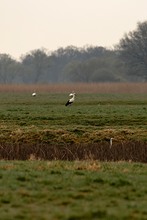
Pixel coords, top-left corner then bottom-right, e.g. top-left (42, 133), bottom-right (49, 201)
top-left (0, 83), bottom-right (147, 93)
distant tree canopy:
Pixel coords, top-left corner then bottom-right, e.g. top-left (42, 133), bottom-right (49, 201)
top-left (1, 20), bottom-right (147, 84)
top-left (63, 51), bottom-right (125, 82)
top-left (21, 49), bottom-right (51, 83)
top-left (0, 46), bottom-right (127, 83)
top-left (116, 21), bottom-right (147, 81)
top-left (0, 54), bottom-right (21, 83)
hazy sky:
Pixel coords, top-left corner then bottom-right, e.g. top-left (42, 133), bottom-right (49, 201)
top-left (0, 0), bottom-right (147, 59)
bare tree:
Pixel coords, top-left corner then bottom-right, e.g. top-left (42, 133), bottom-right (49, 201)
top-left (116, 21), bottom-right (147, 81)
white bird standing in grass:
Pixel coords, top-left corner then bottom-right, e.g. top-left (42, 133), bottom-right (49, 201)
top-left (32, 92), bottom-right (36, 97)
top-left (65, 92), bottom-right (76, 106)
top-left (110, 138), bottom-right (114, 148)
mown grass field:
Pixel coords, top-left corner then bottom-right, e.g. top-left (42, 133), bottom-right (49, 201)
top-left (0, 87), bottom-right (147, 157)
top-left (0, 83), bottom-right (147, 219)
top-left (1, 160), bottom-right (147, 220)
top-left (1, 89), bottom-right (147, 145)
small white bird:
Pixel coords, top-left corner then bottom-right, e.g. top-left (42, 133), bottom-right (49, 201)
top-left (65, 92), bottom-right (76, 106)
top-left (110, 138), bottom-right (114, 148)
top-left (32, 92), bottom-right (36, 97)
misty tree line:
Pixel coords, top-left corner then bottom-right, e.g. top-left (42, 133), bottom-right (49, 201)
top-left (1, 20), bottom-right (147, 84)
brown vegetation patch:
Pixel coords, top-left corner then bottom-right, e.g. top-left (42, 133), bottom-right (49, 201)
top-left (1, 83), bottom-right (147, 93)
top-left (0, 141), bottom-right (147, 162)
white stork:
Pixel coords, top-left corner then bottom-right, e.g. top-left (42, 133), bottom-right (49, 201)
top-left (32, 92), bottom-right (36, 97)
top-left (65, 92), bottom-right (76, 106)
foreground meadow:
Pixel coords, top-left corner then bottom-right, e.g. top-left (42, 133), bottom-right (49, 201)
top-left (0, 160), bottom-right (147, 220)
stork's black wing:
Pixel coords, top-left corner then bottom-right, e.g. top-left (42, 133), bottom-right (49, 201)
top-left (65, 100), bottom-right (72, 106)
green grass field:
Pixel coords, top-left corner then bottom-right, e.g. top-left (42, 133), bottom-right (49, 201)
top-left (0, 89), bottom-right (147, 219)
top-left (1, 160), bottom-right (147, 220)
top-left (1, 92), bottom-right (147, 143)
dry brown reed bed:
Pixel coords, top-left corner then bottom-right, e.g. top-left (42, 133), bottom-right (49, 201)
top-left (1, 141), bottom-right (147, 162)
top-left (1, 83), bottom-right (147, 93)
